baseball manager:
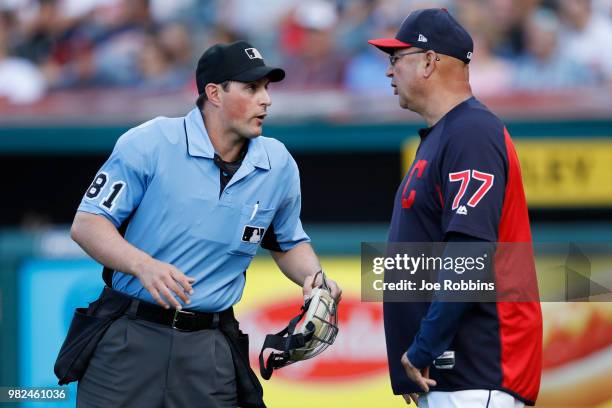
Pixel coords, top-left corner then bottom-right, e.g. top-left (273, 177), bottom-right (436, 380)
top-left (369, 8), bottom-right (542, 408)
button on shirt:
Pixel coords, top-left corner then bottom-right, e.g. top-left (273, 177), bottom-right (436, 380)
top-left (78, 108), bottom-right (310, 311)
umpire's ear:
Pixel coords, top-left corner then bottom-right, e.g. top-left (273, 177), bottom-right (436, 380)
top-left (204, 82), bottom-right (223, 107)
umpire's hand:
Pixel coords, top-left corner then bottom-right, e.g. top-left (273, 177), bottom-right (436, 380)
top-left (135, 258), bottom-right (195, 310)
top-left (302, 272), bottom-right (342, 303)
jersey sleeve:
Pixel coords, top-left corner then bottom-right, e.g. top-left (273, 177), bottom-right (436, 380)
top-left (407, 233), bottom-right (494, 369)
top-left (261, 156), bottom-right (310, 252)
top-left (439, 120), bottom-right (507, 242)
top-left (77, 130), bottom-right (151, 227)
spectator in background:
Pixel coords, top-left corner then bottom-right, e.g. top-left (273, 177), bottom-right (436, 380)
top-left (147, 0), bottom-right (195, 23)
top-left (54, 0), bottom-right (121, 21)
top-left (280, 0), bottom-right (347, 89)
top-left (0, 9), bottom-right (22, 56)
top-left (512, 8), bottom-right (597, 91)
top-left (14, 0), bottom-right (72, 64)
top-left (344, 21), bottom-right (398, 94)
top-left (3, 0), bottom-right (612, 101)
top-left (17, 0), bottom-right (105, 90)
top-left (457, 1), bottom-right (513, 97)
top-left (335, 0), bottom-right (378, 57)
top-left (342, 0), bottom-right (451, 93)
top-left (203, 25), bottom-right (240, 48)
top-left (158, 22), bottom-right (191, 68)
top-left (91, 0), bottom-right (154, 86)
top-left (0, 11), bottom-right (46, 104)
top-left (44, 0), bottom-right (154, 88)
top-left (137, 29), bottom-right (190, 92)
top-left (485, 0), bottom-right (538, 58)
top-left (468, 29), bottom-right (513, 97)
top-left (594, 0), bottom-right (612, 17)
top-left (558, 0), bottom-right (612, 83)
top-left (219, 0), bottom-right (298, 40)
top-left (219, 0), bottom-right (299, 62)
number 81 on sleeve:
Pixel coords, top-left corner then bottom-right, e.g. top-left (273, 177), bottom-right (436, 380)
top-left (84, 172), bottom-right (126, 211)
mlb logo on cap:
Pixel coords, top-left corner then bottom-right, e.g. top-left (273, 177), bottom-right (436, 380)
top-left (245, 48), bottom-right (263, 60)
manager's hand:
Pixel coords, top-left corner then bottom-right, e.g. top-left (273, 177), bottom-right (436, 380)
top-left (401, 353), bottom-right (436, 393)
top-left (402, 393), bottom-right (420, 406)
top-left (135, 258), bottom-right (195, 310)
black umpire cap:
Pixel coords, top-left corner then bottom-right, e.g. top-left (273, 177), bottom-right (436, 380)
top-left (196, 40), bottom-right (285, 95)
top-left (368, 8), bottom-right (473, 64)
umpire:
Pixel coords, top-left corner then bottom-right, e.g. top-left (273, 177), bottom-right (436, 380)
top-left (68, 40), bottom-right (341, 408)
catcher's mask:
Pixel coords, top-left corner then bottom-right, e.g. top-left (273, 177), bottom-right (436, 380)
top-left (258, 271), bottom-right (339, 380)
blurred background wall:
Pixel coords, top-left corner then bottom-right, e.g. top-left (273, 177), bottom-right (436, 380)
top-left (0, 0), bottom-right (611, 407)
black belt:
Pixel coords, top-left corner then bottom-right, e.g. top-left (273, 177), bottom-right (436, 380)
top-left (103, 286), bottom-right (235, 332)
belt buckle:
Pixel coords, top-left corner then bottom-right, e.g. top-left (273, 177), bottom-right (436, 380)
top-left (172, 309), bottom-right (196, 331)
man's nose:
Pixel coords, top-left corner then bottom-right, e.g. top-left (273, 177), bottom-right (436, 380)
top-left (260, 89), bottom-right (271, 106)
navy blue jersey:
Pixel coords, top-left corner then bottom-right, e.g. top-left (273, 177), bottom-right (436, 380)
top-left (385, 97), bottom-right (542, 405)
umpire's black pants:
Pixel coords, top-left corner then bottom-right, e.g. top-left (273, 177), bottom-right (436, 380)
top-left (77, 315), bottom-right (237, 407)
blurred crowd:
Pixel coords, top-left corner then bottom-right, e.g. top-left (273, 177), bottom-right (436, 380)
top-left (1, 0), bottom-right (612, 104)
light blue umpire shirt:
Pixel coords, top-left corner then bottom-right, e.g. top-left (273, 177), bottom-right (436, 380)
top-left (78, 107), bottom-right (310, 311)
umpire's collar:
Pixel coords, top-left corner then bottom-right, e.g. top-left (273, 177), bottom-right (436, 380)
top-left (184, 108), bottom-right (271, 170)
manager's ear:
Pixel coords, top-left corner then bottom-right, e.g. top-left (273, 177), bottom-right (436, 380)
top-left (422, 51), bottom-right (439, 78)
top-left (205, 83), bottom-right (223, 107)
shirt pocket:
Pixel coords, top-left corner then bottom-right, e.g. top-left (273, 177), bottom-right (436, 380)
top-left (228, 203), bottom-right (275, 257)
